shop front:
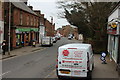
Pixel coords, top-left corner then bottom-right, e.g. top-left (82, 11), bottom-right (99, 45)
top-left (14, 27), bottom-right (38, 48)
top-left (107, 18), bottom-right (120, 75)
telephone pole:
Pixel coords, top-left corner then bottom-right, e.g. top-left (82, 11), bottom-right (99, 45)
top-left (8, 2), bottom-right (11, 55)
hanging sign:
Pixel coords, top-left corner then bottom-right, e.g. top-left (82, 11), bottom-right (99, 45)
top-left (107, 22), bottom-right (119, 35)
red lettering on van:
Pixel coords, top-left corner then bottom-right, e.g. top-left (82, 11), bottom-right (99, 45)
top-left (62, 60), bottom-right (82, 63)
top-left (74, 51), bottom-right (83, 57)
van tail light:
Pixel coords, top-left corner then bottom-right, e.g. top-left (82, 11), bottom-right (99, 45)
top-left (56, 64), bottom-right (58, 68)
top-left (56, 59), bottom-right (58, 62)
top-left (87, 60), bottom-right (90, 70)
top-left (87, 52), bottom-right (90, 71)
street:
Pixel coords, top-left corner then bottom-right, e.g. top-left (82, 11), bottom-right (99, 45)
top-left (2, 37), bottom-right (79, 78)
top-left (2, 38), bottom-right (119, 79)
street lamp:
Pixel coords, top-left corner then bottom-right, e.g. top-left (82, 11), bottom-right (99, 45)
top-left (8, 2), bottom-right (11, 55)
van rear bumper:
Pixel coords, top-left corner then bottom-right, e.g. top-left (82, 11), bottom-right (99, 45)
top-left (57, 75), bottom-right (89, 79)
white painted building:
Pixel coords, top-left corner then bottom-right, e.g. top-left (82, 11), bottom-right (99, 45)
top-left (39, 25), bottom-right (45, 43)
top-left (0, 1), bottom-right (4, 54)
top-left (107, 2), bottom-right (120, 75)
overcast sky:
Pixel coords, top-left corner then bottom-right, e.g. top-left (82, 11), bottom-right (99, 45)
top-left (28, 0), bottom-right (69, 30)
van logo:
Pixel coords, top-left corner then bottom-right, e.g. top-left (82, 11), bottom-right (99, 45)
top-left (62, 50), bottom-right (69, 56)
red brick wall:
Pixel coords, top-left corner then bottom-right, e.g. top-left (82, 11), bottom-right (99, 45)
top-left (61, 25), bottom-right (78, 38)
top-left (13, 8), bottom-right (20, 25)
top-left (11, 29), bottom-right (16, 48)
top-left (13, 7), bottom-right (39, 28)
top-left (11, 6), bottom-right (40, 48)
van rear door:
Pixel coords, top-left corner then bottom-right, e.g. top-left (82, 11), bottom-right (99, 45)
top-left (70, 48), bottom-right (87, 77)
top-left (58, 47), bottom-right (87, 77)
top-left (58, 48), bottom-right (72, 77)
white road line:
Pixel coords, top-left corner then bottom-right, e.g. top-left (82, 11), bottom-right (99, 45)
top-left (0, 71), bottom-right (11, 77)
top-left (45, 69), bottom-right (56, 78)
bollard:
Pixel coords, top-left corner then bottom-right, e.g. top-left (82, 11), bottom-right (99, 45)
top-left (100, 52), bottom-right (107, 64)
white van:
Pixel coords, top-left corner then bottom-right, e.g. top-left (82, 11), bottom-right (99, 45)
top-left (56, 43), bottom-right (94, 79)
top-left (41, 36), bottom-right (53, 46)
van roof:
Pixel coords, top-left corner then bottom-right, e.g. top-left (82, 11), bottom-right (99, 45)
top-left (59, 43), bottom-right (91, 49)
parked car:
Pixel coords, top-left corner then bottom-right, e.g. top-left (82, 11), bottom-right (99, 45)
top-left (56, 43), bottom-right (94, 79)
top-left (55, 36), bottom-right (61, 40)
top-left (52, 37), bottom-right (57, 43)
top-left (68, 36), bottom-right (72, 40)
top-left (41, 36), bottom-right (53, 46)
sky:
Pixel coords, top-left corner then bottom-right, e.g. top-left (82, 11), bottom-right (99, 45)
top-left (28, 0), bottom-right (70, 30)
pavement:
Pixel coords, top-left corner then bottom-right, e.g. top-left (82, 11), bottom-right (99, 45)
top-left (0, 44), bottom-right (45, 60)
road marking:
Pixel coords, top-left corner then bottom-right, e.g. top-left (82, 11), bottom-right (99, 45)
top-left (0, 71), bottom-right (11, 77)
top-left (45, 69), bottom-right (56, 78)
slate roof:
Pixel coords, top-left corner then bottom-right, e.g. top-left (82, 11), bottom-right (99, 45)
top-left (12, 2), bottom-right (37, 16)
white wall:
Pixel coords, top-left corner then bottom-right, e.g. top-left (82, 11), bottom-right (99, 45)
top-left (0, 21), bottom-right (4, 55)
top-left (108, 8), bottom-right (119, 22)
top-left (39, 25), bottom-right (45, 43)
top-left (107, 6), bottom-right (120, 63)
top-left (0, 21), bottom-right (4, 44)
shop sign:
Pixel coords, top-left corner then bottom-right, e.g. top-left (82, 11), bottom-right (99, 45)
top-left (107, 22), bottom-right (119, 35)
top-left (16, 28), bottom-right (39, 33)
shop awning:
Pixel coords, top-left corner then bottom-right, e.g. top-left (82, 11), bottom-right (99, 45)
top-left (16, 28), bottom-right (38, 33)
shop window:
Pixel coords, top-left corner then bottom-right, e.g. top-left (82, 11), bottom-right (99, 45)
top-left (26, 33), bottom-right (29, 43)
top-left (16, 34), bottom-right (21, 46)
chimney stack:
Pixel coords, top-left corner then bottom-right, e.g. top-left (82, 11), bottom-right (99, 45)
top-left (20, 0), bottom-right (28, 5)
top-left (51, 17), bottom-right (53, 24)
top-left (28, 6), bottom-right (33, 10)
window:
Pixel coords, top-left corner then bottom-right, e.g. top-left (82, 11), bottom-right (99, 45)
top-left (27, 15), bottom-right (30, 25)
top-left (31, 16), bottom-right (32, 26)
top-left (34, 17), bottom-right (36, 26)
top-left (20, 11), bottom-right (23, 25)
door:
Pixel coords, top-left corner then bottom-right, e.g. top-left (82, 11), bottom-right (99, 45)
top-left (71, 49), bottom-right (87, 77)
top-left (58, 48), bottom-right (72, 77)
top-left (117, 37), bottom-right (120, 64)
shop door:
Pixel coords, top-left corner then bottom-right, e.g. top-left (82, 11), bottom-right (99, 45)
top-left (118, 38), bottom-right (120, 64)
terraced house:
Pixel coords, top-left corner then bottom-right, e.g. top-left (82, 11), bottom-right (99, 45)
top-left (4, 2), bottom-right (40, 49)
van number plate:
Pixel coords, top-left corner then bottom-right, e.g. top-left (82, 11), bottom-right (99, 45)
top-left (74, 71), bottom-right (81, 75)
top-left (60, 71), bottom-right (70, 74)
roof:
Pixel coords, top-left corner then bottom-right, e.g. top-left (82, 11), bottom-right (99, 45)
top-left (70, 25), bottom-right (78, 28)
top-left (108, 2), bottom-right (120, 17)
top-left (12, 2), bottom-right (37, 16)
top-left (59, 43), bottom-right (91, 49)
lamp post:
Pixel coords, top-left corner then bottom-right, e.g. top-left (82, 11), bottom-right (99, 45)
top-left (8, 2), bottom-right (11, 55)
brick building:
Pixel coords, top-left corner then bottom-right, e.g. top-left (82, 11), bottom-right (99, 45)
top-left (4, 2), bottom-right (39, 49)
top-left (61, 25), bottom-right (79, 39)
top-left (44, 18), bottom-right (55, 37)
top-left (34, 10), bottom-right (45, 43)
top-left (56, 28), bottom-right (63, 36)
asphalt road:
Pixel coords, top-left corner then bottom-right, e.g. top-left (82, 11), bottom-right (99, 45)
top-left (2, 37), bottom-right (119, 79)
top-left (2, 37), bottom-right (80, 78)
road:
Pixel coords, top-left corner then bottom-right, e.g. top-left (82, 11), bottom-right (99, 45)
top-left (2, 37), bottom-right (79, 78)
top-left (2, 37), bottom-right (119, 79)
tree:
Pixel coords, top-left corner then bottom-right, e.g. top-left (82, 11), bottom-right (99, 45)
top-left (57, 1), bottom-right (117, 40)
